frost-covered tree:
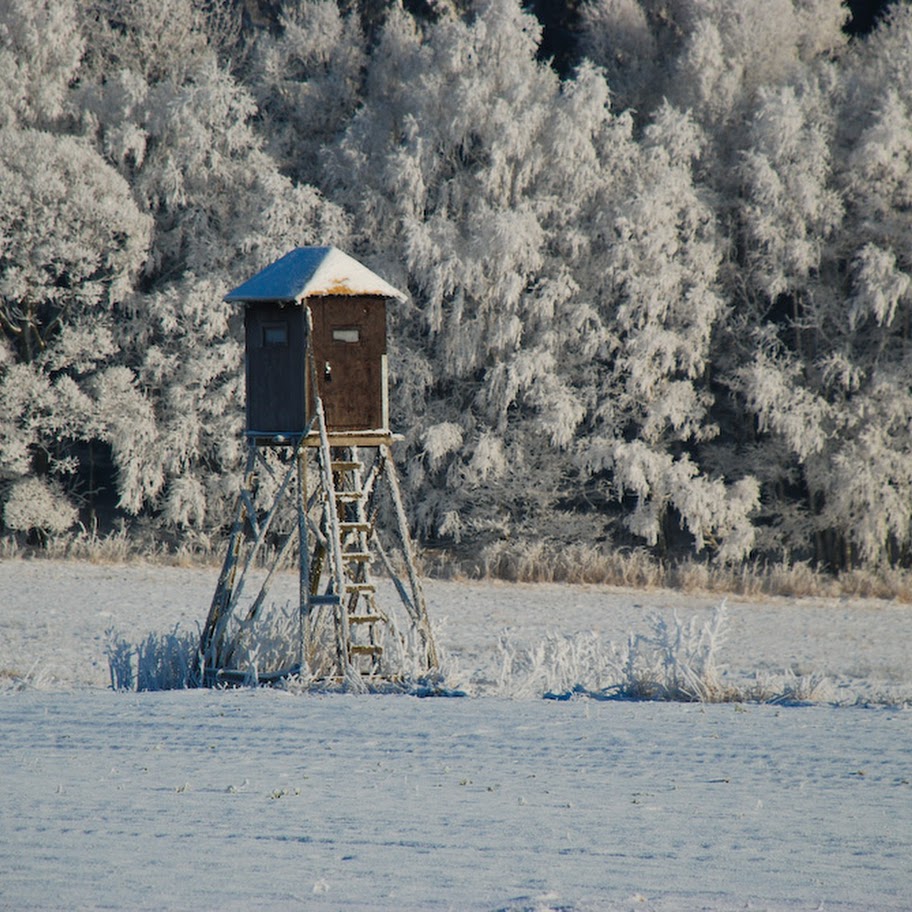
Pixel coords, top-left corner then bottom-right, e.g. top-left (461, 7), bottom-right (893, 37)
top-left (578, 0), bottom-right (848, 131)
top-left (581, 104), bottom-right (759, 561)
top-left (669, 0), bottom-right (847, 128)
top-left (729, 6), bottom-right (912, 567)
top-left (577, 0), bottom-right (911, 568)
top-left (3, 0), bottom-right (910, 570)
top-left (249, 0), bottom-right (367, 186)
top-left (0, 0), bottom-right (84, 130)
top-left (576, 0), bottom-right (676, 116)
top-left (816, 8), bottom-right (912, 566)
top-left (738, 80), bottom-right (843, 318)
top-left (315, 0), bottom-right (758, 559)
top-left (71, 0), bottom-right (349, 531)
top-left (78, 0), bottom-right (240, 85)
top-left (0, 129), bottom-right (151, 364)
top-left (0, 0), bottom-right (153, 535)
top-left (319, 0), bottom-right (620, 544)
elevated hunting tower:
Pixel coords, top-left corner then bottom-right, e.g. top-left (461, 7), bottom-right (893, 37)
top-left (240, 246), bottom-right (395, 439)
top-left (198, 247), bottom-right (437, 686)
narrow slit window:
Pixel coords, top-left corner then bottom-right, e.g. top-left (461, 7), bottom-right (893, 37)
top-left (332, 327), bottom-right (360, 343)
top-left (263, 322), bottom-right (288, 346)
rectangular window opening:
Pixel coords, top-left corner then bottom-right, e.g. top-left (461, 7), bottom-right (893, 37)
top-left (263, 322), bottom-right (288, 346)
top-left (332, 327), bottom-right (360, 343)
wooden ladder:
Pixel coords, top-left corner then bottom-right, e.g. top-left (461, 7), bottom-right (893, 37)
top-left (330, 453), bottom-right (390, 675)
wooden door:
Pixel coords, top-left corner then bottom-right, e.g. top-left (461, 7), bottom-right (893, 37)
top-left (245, 303), bottom-right (307, 434)
top-left (309, 296), bottom-right (387, 431)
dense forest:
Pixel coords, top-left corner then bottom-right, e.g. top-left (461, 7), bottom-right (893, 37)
top-left (1, 0), bottom-right (910, 572)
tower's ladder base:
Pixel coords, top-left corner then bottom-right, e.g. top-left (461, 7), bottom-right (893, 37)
top-left (196, 435), bottom-right (437, 687)
top-left (320, 451), bottom-right (386, 677)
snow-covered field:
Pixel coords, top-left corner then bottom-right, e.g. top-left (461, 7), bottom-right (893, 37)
top-left (1, 558), bottom-right (910, 911)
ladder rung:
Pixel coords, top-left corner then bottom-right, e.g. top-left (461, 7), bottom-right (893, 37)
top-left (335, 491), bottom-right (363, 502)
top-left (340, 520), bottom-right (371, 529)
top-left (343, 552), bottom-right (372, 562)
top-left (350, 644), bottom-right (383, 656)
top-left (331, 461), bottom-right (362, 472)
top-left (349, 614), bottom-right (382, 624)
top-left (345, 582), bottom-right (376, 593)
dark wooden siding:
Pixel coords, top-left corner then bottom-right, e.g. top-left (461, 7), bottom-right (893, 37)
top-left (245, 302), bottom-right (307, 433)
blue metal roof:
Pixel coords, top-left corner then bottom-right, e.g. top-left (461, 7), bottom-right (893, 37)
top-left (225, 246), bottom-right (406, 303)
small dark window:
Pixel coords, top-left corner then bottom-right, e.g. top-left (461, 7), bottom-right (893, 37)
top-left (332, 327), bottom-right (360, 343)
top-left (263, 322), bottom-right (288, 346)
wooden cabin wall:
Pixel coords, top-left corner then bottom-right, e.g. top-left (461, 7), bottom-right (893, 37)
top-left (309, 296), bottom-right (387, 432)
top-left (245, 302), bottom-right (308, 434)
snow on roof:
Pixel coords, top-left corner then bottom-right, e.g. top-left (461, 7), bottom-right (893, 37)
top-left (224, 246), bottom-right (407, 304)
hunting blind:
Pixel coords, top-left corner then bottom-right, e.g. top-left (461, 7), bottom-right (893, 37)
top-left (198, 247), bottom-right (437, 687)
top-left (236, 247), bottom-right (397, 439)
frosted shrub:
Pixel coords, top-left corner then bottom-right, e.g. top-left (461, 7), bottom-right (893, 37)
top-left (3, 477), bottom-right (78, 536)
top-left (110, 595), bottom-right (453, 693)
top-left (494, 631), bottom-right (620, 699)
top-left (612, 605), bottom-right (833, 703)
top-left (105, 634), bottom-right (134, 691)
top-left (493, 606), bottom-right (735, 702)
top-left (136, 627), bottom-right (198, 691)
top-left (220, 600), bottom-right (301, 679)
top-left (744, 671), bottom-right (835, 705)
top-left (493, 603), bottom-right (834, 703)
top-left (617, 604), bottom-right (736, 702)
top-left (107, 626), bottom-right (198, 691)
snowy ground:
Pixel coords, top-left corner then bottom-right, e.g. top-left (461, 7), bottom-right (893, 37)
top-left (1, 558), bottom-right (910, 911)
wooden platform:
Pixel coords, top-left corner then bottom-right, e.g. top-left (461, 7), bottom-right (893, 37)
top-left (246, 431), bottom-right (403, 448)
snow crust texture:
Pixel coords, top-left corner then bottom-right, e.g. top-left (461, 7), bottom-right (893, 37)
top-left (1, 559), bottom-right (911, 910)
top-left (1, 691), bottom-right (909, 912)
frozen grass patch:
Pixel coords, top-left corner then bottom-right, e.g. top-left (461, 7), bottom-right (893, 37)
top-left (107, 625), bottom-right (199, 691)
top-left (1, 524), bottom-right (220, 567)
top-left (494, 603), bottom-right (835, 705)
top-left (0, 661), bottom-right (57, 693)
top-left (472, 540), bottom-right (912, 602)
top-left (106, 602), bottom-right (834, 704)
top-left (6, 531), bottom-right (912, 601)
top-left (106, 609), bottom-right (463, 695)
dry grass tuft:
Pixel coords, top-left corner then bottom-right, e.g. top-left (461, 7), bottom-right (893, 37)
top-left (6, 530), bottom-right (912, 602)
top-left (471, 542), bottom-right (912, 602)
